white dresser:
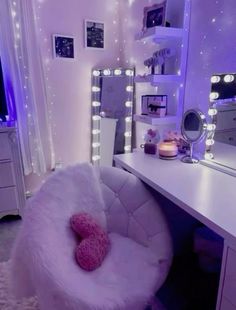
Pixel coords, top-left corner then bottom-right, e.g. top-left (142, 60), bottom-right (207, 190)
top-left (114, 151), bottom-right (236, 309)
top-left (0, 127), bottom-right (25, 219)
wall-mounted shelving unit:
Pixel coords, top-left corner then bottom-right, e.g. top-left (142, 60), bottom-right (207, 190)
top-left (134, 0), bottom-right (191, 128)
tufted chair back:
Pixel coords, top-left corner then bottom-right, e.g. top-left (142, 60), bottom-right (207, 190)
top-left (97, 166), bottom-right (173, 265)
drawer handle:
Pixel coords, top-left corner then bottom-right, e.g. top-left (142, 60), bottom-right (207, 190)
top-left (233, 117), bottom-right (236, 121)
top-left (229, 137), bottom-right (234, 141)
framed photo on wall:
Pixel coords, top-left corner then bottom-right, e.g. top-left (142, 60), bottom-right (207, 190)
top-left (85, 20), bottom-right (105, 49)
top-left (52, 34), bottom-right (75, 59)
top-left (143, 1), bottom-right (167, 31)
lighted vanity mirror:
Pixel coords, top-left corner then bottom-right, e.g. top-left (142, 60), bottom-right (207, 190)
top-left (181, 109), bottom-right (207, 164)
top-left (91, 68), bottom-right (134, 166)
top-left (203, 73), bottom-right (236, 176)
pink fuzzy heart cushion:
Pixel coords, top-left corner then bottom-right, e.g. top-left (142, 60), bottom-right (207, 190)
top-left (70, 213), bottom-right (110, 271)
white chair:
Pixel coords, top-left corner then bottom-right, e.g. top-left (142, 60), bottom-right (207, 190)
top-left (11, 165), bottom-right (172, 310)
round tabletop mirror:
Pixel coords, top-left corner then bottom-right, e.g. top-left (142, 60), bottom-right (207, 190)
top-left (181, 109), bottom-right (207, 164)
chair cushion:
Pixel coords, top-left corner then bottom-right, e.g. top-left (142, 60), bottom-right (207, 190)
top-left (36, 233), bottom-right (162, 310)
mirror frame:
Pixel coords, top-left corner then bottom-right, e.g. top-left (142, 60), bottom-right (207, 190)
top-left (91, 67), bottom-right (135, 166)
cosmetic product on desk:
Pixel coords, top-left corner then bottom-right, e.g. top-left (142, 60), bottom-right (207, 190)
top-left (140, 128), bottom-right (160, 155)
top-left (158, 141), bottom-right (178, 160)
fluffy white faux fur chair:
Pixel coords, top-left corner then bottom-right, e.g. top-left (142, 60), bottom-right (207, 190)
top-left (11, 164), bottom-right (172, 310)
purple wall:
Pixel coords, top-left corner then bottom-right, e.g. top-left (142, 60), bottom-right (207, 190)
top-left (184, 0), bottom-right (236, 114)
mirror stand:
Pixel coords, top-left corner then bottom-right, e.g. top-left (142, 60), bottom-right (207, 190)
top-left (181, 142), bottom-right (199, 164)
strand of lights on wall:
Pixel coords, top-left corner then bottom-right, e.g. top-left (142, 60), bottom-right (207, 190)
top-left (34, 0), bottom-right (57, 170)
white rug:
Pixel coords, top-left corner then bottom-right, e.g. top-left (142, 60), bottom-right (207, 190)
top-left (0, 261), bottom-right (38, 310)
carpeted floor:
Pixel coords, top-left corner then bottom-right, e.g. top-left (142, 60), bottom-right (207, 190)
top-left (0, 261), bottom-right (38, 309)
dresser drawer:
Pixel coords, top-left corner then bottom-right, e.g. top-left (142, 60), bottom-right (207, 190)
top-left (0, 133), bottom-right (11, 161)
top-left (217, 110), bottom-right (236, 130)
top-left (0, 162), bottom-right (15, 188)
top-left (0, 187), bottom-right (19, 213)
top-left (221, 297), bottom-right (236, 310)
top-left (222, 248), bottom-right (236, 307)
top-left (215, 130), bottom-right (236, 146)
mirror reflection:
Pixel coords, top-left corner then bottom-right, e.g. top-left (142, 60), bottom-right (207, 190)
top-left (205, 73), bottom-right (236, 173)
top-left (183, 112), bottom-right (202, 141)
top-left (91, 68), bottom-right (134, 166)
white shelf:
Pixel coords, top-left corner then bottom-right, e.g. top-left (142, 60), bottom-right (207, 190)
top-left (134, 114), bottom-right (177, 125)
top-left (135, 26), bottom-right (184, 43)
top-left (135, 74), bottom-right (182, 85)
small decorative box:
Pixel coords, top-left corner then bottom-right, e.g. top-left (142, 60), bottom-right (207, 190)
top-left (141, 95), bottom-right (167, 117)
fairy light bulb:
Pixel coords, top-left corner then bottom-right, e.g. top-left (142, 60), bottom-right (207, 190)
top-left (124, 145), bottom-right (131, 152)
top-left (125, 116), bottom-right (132, 122)
top-left (211, 76), bottom-right (221, 83)
top-left (92, 142), bottom-right (100, 148)
top-left (92, 155), bottom-right (101, 162)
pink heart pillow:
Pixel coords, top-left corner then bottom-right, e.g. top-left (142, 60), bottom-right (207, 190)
top-left (70, 213), bottom-right (110, 271)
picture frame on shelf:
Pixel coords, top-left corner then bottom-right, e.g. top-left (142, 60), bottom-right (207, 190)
top-left (85, 20), bottom-right (105, 49)
top-left (142, 1), bottom-right (167, 32)
top-left (141, 95), bottom-right (167, 118)
top-left (52, 34), bottom-right (75, 59)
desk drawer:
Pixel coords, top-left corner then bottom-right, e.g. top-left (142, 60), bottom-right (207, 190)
top-left (0, 133), bottom-right (11, 161)
top-left (215, 130), bottom-right (236, 146)
top-left (222, 248), bottom-right (236, 307)
top-left (0, 187), bottom-right (18, 213)
top-left (0, 162), bottom-right (15, 188)
top-left (217, 111), bottom-right (236, 130)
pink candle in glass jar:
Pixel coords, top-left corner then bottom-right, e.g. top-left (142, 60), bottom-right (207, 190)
top-left (158, 141), bottom-right (178, 160)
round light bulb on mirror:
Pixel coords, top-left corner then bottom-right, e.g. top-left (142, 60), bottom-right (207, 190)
top-left (125, 116), bottom-right (132, 122)
top-left (224, 74), bottom-right (234, 83)
top-left (204, 152), bottom-right (214, 160)
top-left (92, 129), bottom-right (101, 135)
top-left (209, 92), bottom-right (219, 101)
top-left (124, 131), bottom-right (132, 137)
top-left (124, 145), bottom-right (131, 152)
top-left (92, 86), bottom-right (100, 92)
top-left (207, 124), bottom-right (216, 131)
top-left (125, 101), bottom-right (133, 107)
top-left (114, 69), bottom-right (122, 76)
top-left (92, 142), bottom-right (100, 148)
top-left (208, 108), bottom-right (217, 116)
top-left (103, 69), bottom-right (111, 76)
top-left (126, 85), bottom-right (133, 92)
top-left (92, 115), bottom-right (101, 121)
top-left (205, 139), bottom-right (215, 146)
top-left (211, 75), bottom-right (221, 83)
top-left (92, 101), bottom-right (101, 107)
top-left (93, 70), bottom-right (100, 77)
top-left (125, 69), bottom-right (134, 76)
top-left (92, 155), bottom-right (101, 162)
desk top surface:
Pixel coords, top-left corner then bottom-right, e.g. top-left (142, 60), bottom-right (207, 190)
top-left (114, 150), bottom-right (236, 246)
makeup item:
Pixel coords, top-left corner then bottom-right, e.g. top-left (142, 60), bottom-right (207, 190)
top-left (141, 143), bottom-right (157, 155)
top-left (158, 141), bottom-right (178, 160)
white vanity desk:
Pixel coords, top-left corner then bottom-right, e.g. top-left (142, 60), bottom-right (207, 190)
top-left (114, 150), bottom-right (236, 310)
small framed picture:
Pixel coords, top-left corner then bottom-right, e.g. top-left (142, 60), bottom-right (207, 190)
top-left (143, 1), bottom-right (167, 31)
top-left (53, 34), bottom-right (75, 59)
top-left (85, 20), bottom-right (105, 49)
